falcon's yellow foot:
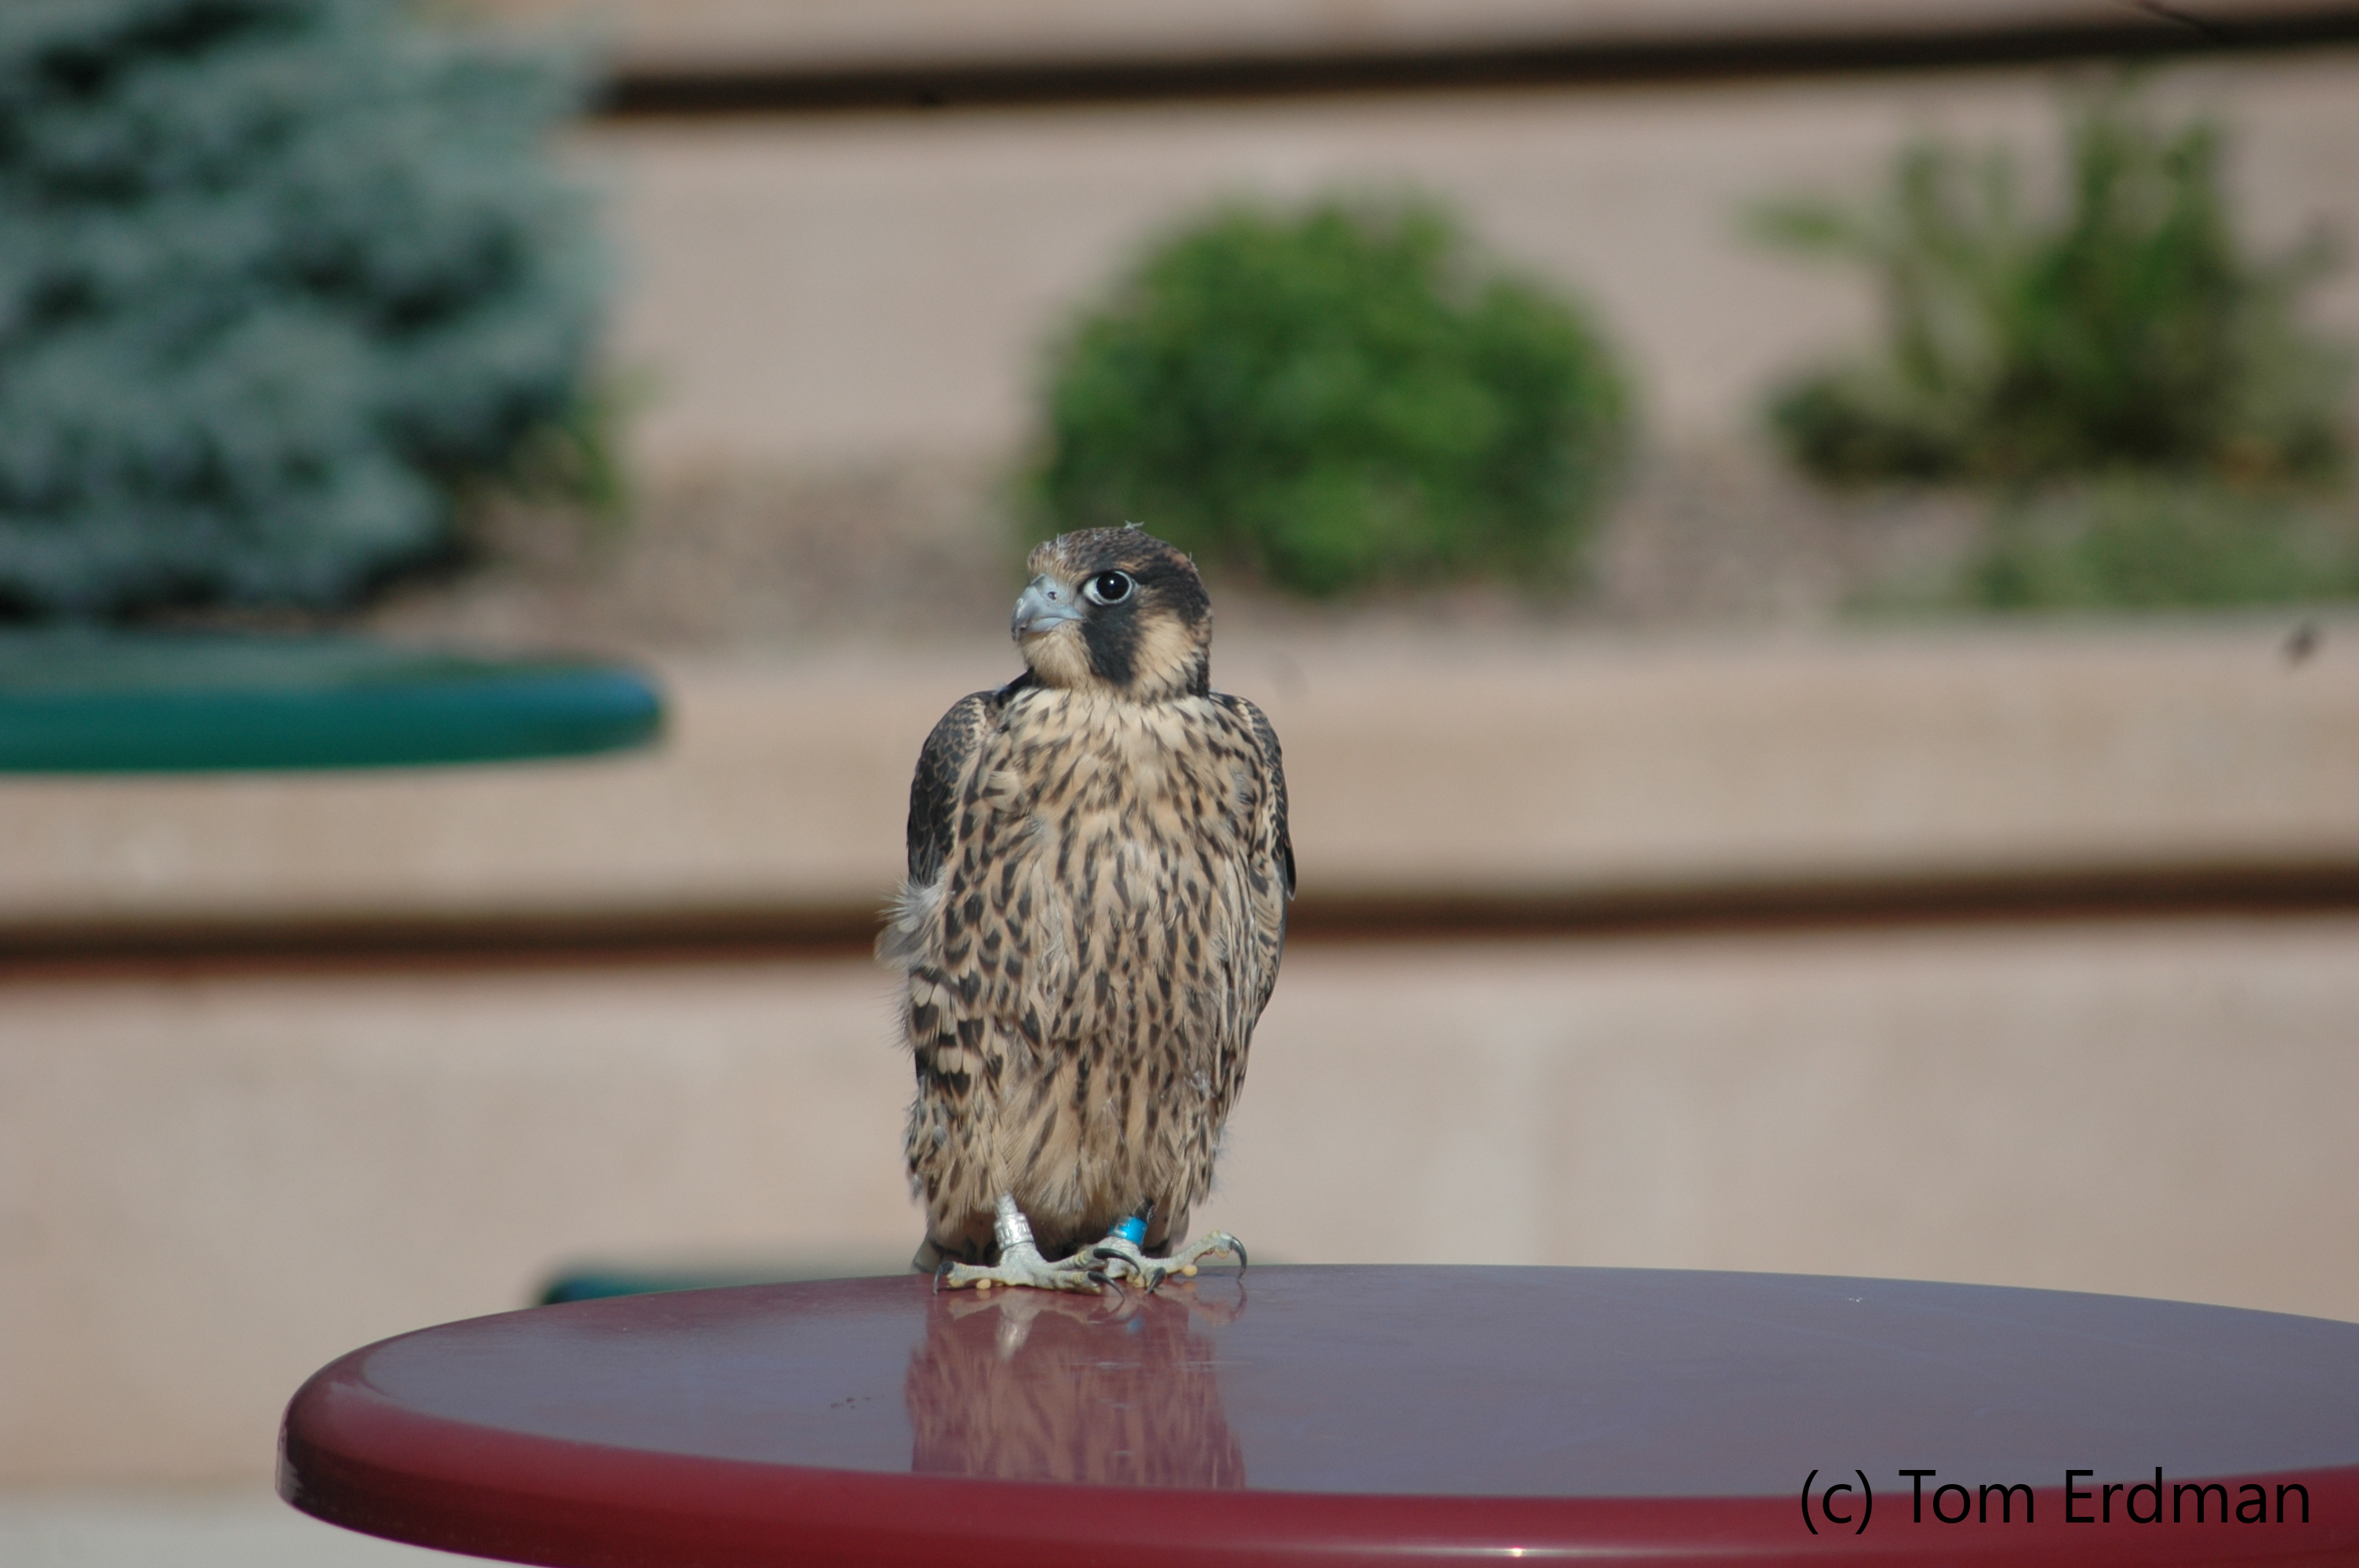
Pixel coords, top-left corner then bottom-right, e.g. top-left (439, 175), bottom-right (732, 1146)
top-left (1090, 1229), bottom-right (1247, 1291)
top-left (939, 1193), bottom-right (1108, 1294)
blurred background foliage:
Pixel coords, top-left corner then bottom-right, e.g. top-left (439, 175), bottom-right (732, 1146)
top-left (0, 0), bottom-right (607, 621)
top-left (1755, 82), bottom-right (2359, 611)
top-left (1967, 472), bottom-right (2359, 609)
top-left (1027, 196), bottom-right (1630, 598)
top-left (2, 21), bottom-right (2351, 630)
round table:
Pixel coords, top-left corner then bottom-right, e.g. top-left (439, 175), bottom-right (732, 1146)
top-left (279, 1266), bottom-right (2359, 1566)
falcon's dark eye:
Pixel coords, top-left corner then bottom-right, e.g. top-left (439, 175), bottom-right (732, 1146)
top-left (1084, 571), bottom-right (1133, 606)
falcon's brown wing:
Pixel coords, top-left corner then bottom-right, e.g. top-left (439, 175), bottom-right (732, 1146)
top-left (903, 674), bottom-right (1033, 886)
top-left (1222, 693), bottom-right (1294, 899)
top-left (903, 692), bottom-right (990, 887)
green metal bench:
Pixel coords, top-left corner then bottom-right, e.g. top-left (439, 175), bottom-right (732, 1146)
top-left (0, 630), bottom-right (662, 773)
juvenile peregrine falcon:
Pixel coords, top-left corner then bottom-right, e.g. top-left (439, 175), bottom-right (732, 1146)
top-left (879, 525), bottom-right (1293, 1292)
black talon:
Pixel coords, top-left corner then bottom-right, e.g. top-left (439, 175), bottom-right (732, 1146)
top-left (1230, 1239), bottom-right (1249, 1272)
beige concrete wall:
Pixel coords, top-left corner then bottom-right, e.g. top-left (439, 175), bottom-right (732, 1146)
top-left (16, 22), bottom-right (2359, 1498)
top-left (0, 956), bottom-right (913, 1485)
top-left (577, 52), bottom-right (2359, 474)
top-left (16, 4), bottom-right (2359, 1541)
top-left (3, 621), bottom-right (2353, 941)
top-left (5, 915), bottom-right (2355, 1486)
top-left (5, 623), bottom-right (2358, 1487)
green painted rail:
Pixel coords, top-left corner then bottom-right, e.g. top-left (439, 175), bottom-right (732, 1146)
top-left (0, 632), bottom-right (663, 773)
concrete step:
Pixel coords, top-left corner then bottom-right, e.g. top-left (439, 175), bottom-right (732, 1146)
top-left (2, 620), bottom-right (2351, 956)
top-left (470, 0), bottom-right (2358, 82)
top-left (8, 913), bottom-right (2357, 1486)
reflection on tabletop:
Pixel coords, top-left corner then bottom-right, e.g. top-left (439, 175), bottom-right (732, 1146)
top-left (906, 1277), bottom-right (1248, 1488)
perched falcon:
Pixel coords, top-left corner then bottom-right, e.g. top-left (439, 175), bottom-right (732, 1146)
top-left (878, 525), bottom-right (1293, 1292)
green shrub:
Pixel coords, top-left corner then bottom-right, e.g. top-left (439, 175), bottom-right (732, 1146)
top-left (1029, 196), bottom-right (1631, 597)
top-left (1966, 474), bottom-right (2359, 610)
top-left (1756, 85), bottom-right (2351, 489)
top-left (0, 0), bottom-right (606, 619)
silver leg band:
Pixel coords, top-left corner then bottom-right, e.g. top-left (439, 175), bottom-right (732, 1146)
top-left (993, 1194), bottom-right (1034, 1255)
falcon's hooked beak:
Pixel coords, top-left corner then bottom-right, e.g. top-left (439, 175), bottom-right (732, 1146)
top-left (1011, 575), bottom-right (1082, 642)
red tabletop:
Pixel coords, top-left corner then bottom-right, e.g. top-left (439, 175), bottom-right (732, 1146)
top-left (279, 1265), bottom-right (2359, 1566)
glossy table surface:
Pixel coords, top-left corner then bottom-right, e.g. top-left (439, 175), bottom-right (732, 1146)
top-left (279, 1266), bottom-right (2359, 1566)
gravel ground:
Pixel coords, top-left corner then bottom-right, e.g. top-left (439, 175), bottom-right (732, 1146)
top-left (362, 438), bottom-right (1986, 658)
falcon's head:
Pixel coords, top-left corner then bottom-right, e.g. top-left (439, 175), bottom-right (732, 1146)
top-left (1012, 526), bottom-right (1211, 701)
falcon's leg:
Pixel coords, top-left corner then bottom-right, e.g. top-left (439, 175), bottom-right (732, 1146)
top-left (940, 1194), bottom-right (1105, 1294)
top-left (1089, 1203), bottom-right (1246, 1290)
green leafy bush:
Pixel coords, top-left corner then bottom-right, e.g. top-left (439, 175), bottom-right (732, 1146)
top-left (1030, 197), bottom-right (1631, 597)
top-left (1757, 86), bottom-right (2350, 488)
top-left (0, 0), bottom-right (606, 619)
